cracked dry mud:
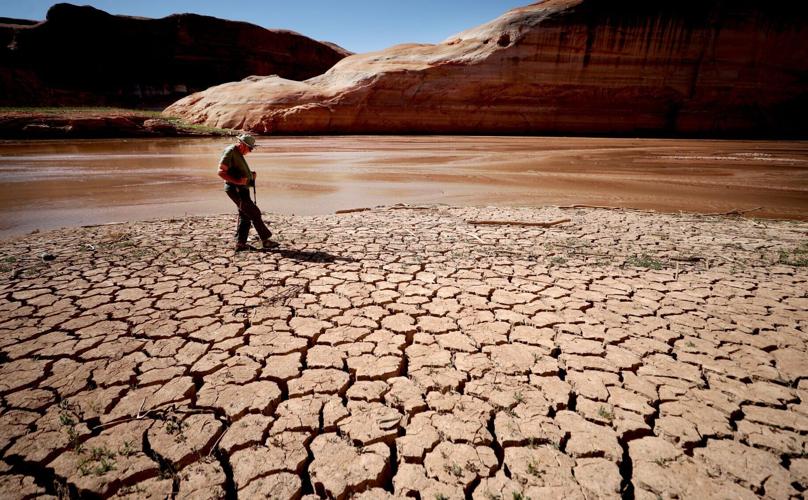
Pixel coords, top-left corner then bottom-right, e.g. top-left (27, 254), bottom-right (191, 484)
top-left (0, 204), bottom-right (806, 499)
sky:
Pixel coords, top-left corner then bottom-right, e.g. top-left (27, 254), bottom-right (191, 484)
top-left (0, 0), bottom-right (531, 53)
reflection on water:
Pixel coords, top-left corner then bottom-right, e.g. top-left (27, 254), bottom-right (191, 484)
top-left (0, 136), bottom-right (806, 238)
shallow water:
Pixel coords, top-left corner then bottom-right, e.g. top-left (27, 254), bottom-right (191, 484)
top-left (1, 136), bottom-right (806, 239)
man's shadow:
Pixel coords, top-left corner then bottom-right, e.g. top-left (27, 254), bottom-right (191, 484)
top-left (263, 247), bottom-right (356, 263)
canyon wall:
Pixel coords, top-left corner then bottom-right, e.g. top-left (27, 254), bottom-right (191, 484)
top-left (165, 0), bottom-right (808, 137)
top-left (0, 3), bottom-right (350, 108)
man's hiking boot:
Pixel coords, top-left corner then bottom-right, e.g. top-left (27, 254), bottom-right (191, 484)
top-left (261, 239), bottom-right (280, 249)
top-left (235, 243), bottom-right (257, 252)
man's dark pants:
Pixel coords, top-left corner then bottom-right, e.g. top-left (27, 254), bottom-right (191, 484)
top-left (225, 184), bottom-right (271, 245)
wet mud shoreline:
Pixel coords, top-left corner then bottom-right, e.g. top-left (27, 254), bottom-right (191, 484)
top-left (1, 136), bottom-right (806, 239)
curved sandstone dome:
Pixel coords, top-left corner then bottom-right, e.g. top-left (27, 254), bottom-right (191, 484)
top-left (165, 0), bottom-right (808, 137)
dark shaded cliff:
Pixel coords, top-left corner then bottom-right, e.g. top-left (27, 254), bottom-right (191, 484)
top-left (166, 0), bottom-right (808, 138)
top-left (0, 3), bottom-right (350, 108)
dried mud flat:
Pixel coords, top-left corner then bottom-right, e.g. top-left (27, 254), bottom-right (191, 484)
top-left (0, 205), bottom-right (806, 499)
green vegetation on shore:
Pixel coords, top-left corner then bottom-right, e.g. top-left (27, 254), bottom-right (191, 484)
top-left (626, 253), bottom-right (665, 270)
top-left (0, 106), bottom-right (163, 115)
top-left (162, 117), bottom-right (237, 136)
top-left (778, 242), bottom-right (808, 267)
top-left (0, 107), bottom-right (237, 136)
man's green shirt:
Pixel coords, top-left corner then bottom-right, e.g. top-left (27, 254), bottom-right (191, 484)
top-left (219, 144), bottom-right (253, 185)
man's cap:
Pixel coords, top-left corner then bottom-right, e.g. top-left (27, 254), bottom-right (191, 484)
top-left (237, 133), bottom-right (257, 150)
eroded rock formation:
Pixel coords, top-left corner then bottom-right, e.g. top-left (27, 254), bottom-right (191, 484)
top-left (165, 0), bottom-right (808, 137)
top-left (0, 3), bottom-right (349, 107)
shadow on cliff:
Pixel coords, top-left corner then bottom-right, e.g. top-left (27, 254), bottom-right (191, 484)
top-left (0, 3), bottom-right (349, 107)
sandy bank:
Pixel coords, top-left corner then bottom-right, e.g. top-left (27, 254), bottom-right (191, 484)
top-left (1, 205), bottom-right (806, 497)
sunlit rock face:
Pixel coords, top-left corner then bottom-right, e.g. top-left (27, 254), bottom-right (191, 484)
top-left (0, 3), bottom-right (349, 107)
top-left (165, 0), bottom-right (808, 137)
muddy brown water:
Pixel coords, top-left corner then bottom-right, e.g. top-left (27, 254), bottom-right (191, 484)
top-left (0, 136), bottom-right (806, 239)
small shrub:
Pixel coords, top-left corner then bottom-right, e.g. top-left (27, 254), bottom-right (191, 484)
top-left (66, 427), bottom-right (83, 453)
top-left (527, 460), bottom-right (542, 477)
top-left (78, 447), bottom-right (117, 476)
top-left (778, 243), bottom-right (808, 267)
top-left (626, 254), bottom-right (664, 270)
top-left (444, 463), bottom-right (463, 477)
top-left (59, 413), bottom-right (76, 427)
top-left (165, 415), bottom-right (187, 443)
top-left (598, 406), bottom-right (615, 422)
top-left (118, 441), bottom-right (136, 457)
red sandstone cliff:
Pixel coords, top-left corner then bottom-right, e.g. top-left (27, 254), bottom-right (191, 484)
top-left (0, 3), bottom-right (350, 108)
top-left (165, 0), bottom-right (808, 137)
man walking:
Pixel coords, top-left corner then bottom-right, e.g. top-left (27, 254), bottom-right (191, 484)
top-left (218, 134), bottom-right (278, 251)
